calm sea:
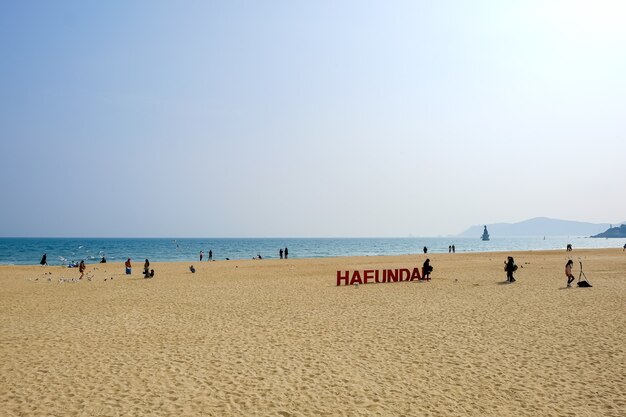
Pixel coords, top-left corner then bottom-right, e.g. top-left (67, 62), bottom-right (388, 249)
top-left (1, 237), bottom-right (625, 266)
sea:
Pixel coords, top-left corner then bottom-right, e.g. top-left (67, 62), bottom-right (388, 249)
top-left (1, 237), bottom-right (625, 266)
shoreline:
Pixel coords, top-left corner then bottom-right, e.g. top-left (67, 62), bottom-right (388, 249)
top-left (2, 246), bottom-right (624, 268)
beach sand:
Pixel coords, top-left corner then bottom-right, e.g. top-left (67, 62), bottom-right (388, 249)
top-left (1, 249), bottom-right (625, 416)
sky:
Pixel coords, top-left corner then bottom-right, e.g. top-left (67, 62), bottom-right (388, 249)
top-left (0, 0), bottom-right (624, 237)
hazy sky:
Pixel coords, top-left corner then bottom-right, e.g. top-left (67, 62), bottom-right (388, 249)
top-left (1, 1), bottom-right (624, 237)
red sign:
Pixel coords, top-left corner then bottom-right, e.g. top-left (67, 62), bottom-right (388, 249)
top-left (336, 267), bottom-right (422, 286)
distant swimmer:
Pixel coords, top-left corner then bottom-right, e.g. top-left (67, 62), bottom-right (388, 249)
top-left (40, 253), bottom-right (48, 266)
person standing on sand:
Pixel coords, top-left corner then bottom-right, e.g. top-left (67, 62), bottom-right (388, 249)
top-left (284, 247), bottom-right (288, 259)
top-left (504, 256), bottom-right (517, 282)
top-left (125, 258), bottom-right (132, 275)
top-left (423, 246), bottom-right (428, 254)
top-left (143, 259), bottom-right (150, 277)
top-left (209, 250), bottom-right (212, 261)
top-left (79, 260), bottom-right (86, 280)
top-left (422, 258), bottom-right (433, 280)
top-left (449, 245), bottom-right (452, 253)
top-left (452, 244), bottom-right (455, 253)
top-left (200, 251), bottom-right (204, 262)
top-left (40, 254), bottom-right (47, 266)
top-left (565, 260), bottom-right (575, 288)
top-left (279, 248), bottom-right (283, 259)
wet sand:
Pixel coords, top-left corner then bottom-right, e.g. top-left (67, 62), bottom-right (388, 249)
top-left (1, 249), bottom-right (625, 416)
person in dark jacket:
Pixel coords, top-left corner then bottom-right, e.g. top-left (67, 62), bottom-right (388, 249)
top-left (422, 258), bottom-right (433, 280)
top-left (504, 256), bottom-right (517, 282)
top-left (40, 253), bottom-right (47, 266)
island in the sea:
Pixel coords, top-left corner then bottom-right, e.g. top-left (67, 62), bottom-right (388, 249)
top-left (591, 224), bottom-right (626, 238)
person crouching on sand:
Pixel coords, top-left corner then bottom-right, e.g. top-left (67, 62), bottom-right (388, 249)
top-left (504, 256), bottom-right (517, 283)
top-left (143, 259), bottom-right (150, 278)
top-left (565, 260), bottom-right (575, 288)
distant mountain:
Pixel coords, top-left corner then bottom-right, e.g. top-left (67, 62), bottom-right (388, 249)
top-left (458, 217), bottom-right (613, 238)
top-left (591, 224), bottom-right (626, 238)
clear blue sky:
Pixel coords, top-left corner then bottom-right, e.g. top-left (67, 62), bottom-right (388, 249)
top-left (1, 1), bottom-right (624, 237)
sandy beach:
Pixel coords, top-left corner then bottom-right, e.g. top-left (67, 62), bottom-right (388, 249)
top-left (1, 249), bottom-right (624, 416)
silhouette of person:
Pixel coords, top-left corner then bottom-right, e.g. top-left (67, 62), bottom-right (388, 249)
top-left (143, 259), bottom-right (150, 277)
top-left (189, 265), bottom-right (196, 273)
top-left (100, 256), bottom-right (106, 263)
top-left (79, 260), bottom-right (86, 280)
top-left (565, 260), bottom-right (575, 288)
top-left (200, 251), bottom-right (203, 261)
top-left (279, 248), bottom-right (283, 259)
top-left (423, 246), bottom-right (428, 254)
top-left (422, 258), bottom-right (433, 280)
top-left (448, 245), bottom-right (452, 253)
top-left (40, 254), bottom-right (47, 266)
top-left (452, 245), bottom-right (455, 253)
top-left (209, 250), bottom-right (213, 261)
top-left (284, 247), bottom-right (288, 259)
top-left (504, 256), bottom-right (517, 282)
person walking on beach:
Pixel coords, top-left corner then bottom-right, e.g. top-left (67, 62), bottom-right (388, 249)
top-left (208, 250), bottom-right (213, 261)
top-left (448, 245), bottom-right (452, 253)
top-left (200, 251), bottom-right (204, 262)
top-left (279, 248), bottom-right (283, 259)
top-left (452, 244), bottom-right (455, 253)
top-left (40, 253), bottom-right (47, 266)
top-left (504, 256), bottom-right (517, 283)
top-left (284, 247), bottom-right (288, 259)
top-left (79, 260), bottom-right (86, 280)
top-left (125, 258), bottom-right (132, 275)
top-left (565, 260), bottom-right (575, 288)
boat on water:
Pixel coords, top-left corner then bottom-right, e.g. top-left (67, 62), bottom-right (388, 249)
top-left (481, 225), bottom-right (490, 241)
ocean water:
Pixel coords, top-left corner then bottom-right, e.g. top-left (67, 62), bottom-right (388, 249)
top-left (1, 236), bottom-right (625, 266)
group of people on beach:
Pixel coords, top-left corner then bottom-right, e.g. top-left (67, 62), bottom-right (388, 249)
top-left (38, 240), bottom-right (613, 288)
top-left (123, 258), bottom-right (154, 278)
top-left (199, 250), bottom-right (213, 261)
